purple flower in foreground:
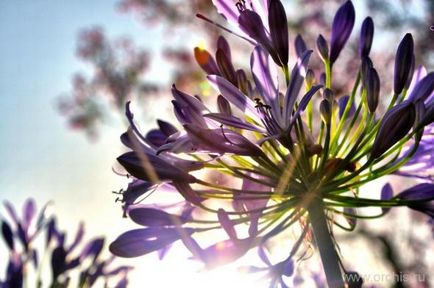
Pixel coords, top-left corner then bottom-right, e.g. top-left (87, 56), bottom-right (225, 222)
top-left (110, 1), bottom-right (434, 287)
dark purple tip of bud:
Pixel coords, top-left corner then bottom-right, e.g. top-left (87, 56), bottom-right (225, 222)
top-left (216, 48), bottom-right (237, 85)
top-left (370, 101), bottom-right (415, 159)
top-left (295, 34), bottom-right (307, 58)
top-left (268, 0), bottom-right (289, 66)
top-left (1, 221), bottom-right (14, 251)
top-left (320, 99), bottom-right (332, 123)
top-left (217, 36), bottom-right (231, 62)
top-left (408, 72), bottom-right (434, 103)
top-left (217, 95), bottom-right (232, 115)
top-left (157, 119), bottom-right (178, 137)
top-left (366, 67), bottom-right (380, 113)
top-left (330, 0), bottom-right (355, 64)
top-left (316, 34), bottom-right (329, 62)
top-left (359, 17), bottom-right (374, 58)
top-left (394, 33), bottom-right (414, 95)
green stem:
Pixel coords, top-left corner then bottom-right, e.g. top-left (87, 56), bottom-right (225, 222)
top-left (307, 197), bottom-right (345, 288)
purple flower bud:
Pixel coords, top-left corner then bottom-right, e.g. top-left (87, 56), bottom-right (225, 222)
top-left (235, 69), bottom-right (251, 95)
top-left (1, 221), bottom-right (14, 251)
top-left (128, 208), bottom-right (186, 227)
top-left (381, 183), bottom-right (393, 214)
top-left (394, 33), bottom-right (414, 95)
top-left (366, 67), bottom-right (380, 113)
top-left (217, 36), bottom-right (231, 62)
top-left (217, 95), bottom-right (232, 115)
top-left (320, 99), bottom-right (332, 123)
top-left (109, 227), bottom-right (195, 258)
top-left (396, 183), bottom-right (434, 217)
top-left (370, 101), bottom-right (415, 159)
top-left (268, 0), bottom-right (289, 66)
top-left (330, 1), bottom-right (355, 64)
top-left (117, 152), bottom-right (196, 183)
top-left (359, 17), bottom-right (374, 58)
top-left (157, 120), bottom-right (178, 137)
top-left (145, 129), bottom-right (167, 147)
top-left (294, 34), bottom-right (307, 58)
top-left (408, 72), bottom-right (434, 103)
top-left (316, 34), bottom-right (329, 62)
top-left (216, 48), bottom-right (237, 85)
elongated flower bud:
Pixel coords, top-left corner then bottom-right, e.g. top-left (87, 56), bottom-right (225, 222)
top-left (359, 17), bottom-right (374, 58)
top-left (236, 69), bottom-right (250, 95)
top-left (370, 101), bottom-right (415, 159)
top-left (394, 33), bottom-right (414, 95)
top-left (217, 95), bottom-right (232, 115)
top-left (294, 34), bottom-right (307, 58)
top-left (366, 67), bottom-right (380, 113)
top-left (320, 99), bottom-right (332, 124)
top-left (216, 48), bottom-right (237, 85)
top-left (330, 0), bottom-right (355, 64)
top-left (316, 34), bottom-right (329, 62)
top-left (268, 0), bottom-right (289, 67)
top-left (217, 36), bottom-right (231, 62)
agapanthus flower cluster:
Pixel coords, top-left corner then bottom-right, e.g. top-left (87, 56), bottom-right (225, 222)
top-left (1, 199), bottom-right (132, 288)
top-left (110, 1), bottom-right (434, 287)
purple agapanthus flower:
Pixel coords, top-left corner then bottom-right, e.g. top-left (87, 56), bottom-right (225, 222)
top-left (110, 1), bottom-right (434, 287)
top-left (0, 199), bottom-right (132, 288)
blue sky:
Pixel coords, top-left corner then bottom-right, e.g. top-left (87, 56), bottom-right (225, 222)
top-left (0, 0), bottom-right (158, 237)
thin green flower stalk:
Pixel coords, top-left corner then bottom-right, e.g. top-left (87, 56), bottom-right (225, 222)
top-left (110, 1), bottom-right (434, 287)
